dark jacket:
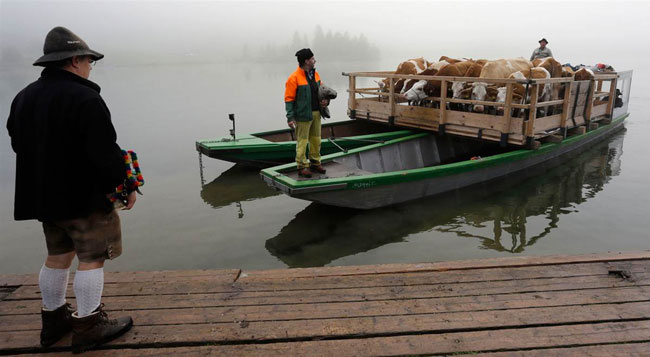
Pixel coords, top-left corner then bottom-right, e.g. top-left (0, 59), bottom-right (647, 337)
top-left (6, 68), bottom-right (125, 221)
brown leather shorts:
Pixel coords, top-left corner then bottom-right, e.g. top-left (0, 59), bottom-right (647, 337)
top-left (43, 210), bottom-right (122, 263)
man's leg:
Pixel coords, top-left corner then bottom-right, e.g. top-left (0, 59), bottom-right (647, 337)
top-left (40, 251), bottom-right (75, 310)
top-left (67, 210), bottom-right (132, 354)
top-left (40, 224), bottom-right (77, 347)
top-left (308, 111), bottom-right (325, 174)
top-left (73, 260), bottom-right (105, 317)
top-left (295, 120), bottom-right (313, 177)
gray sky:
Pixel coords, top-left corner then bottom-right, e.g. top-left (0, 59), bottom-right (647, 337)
top-left (1, 0), bottom-right (649, 87)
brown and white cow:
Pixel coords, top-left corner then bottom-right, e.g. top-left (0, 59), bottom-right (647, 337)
top-left (495, 67), bottom-right (552, 105)
top-left (403, 59), bottom-right (485, 102)
top-left (378, 57), bottom-right (431, 93)
top-left (457, 58), bottom-right (533, 112)
top-left (574, 67), bottom-right (595, 81)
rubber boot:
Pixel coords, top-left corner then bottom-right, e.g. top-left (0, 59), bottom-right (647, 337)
top-left (71, 303), bottom-right (133, 354)
top-left (40, 303), bottom-right (74, 346)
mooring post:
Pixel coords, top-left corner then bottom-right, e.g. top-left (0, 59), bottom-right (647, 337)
top-left (229, 113), bottom-right (236, 140)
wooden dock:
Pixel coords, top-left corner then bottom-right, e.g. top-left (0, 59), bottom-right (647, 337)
top-left (2, 251), bottom-right (650, 356)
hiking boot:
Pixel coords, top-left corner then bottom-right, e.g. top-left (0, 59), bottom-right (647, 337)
top-left (298, 168), bottom-right (312, 178)
top-left (41, 303), bottom-right (74, 347)
top-left (310, 164), bottom-right (326, 174)
top-left (71, 303), bottom-right (133, 354)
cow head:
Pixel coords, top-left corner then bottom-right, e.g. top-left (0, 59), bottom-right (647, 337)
top-left (496, 87), bottom-right (524, 104)
top-left (403, 80), bottom-right (429, 102)
top-left (451, 81), bottom-right (466, 98)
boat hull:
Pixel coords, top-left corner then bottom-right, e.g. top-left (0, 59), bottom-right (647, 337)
top-left (196, 120), bottom-right (413, 168)
top-left (262, 114), bottom-right (627, 209)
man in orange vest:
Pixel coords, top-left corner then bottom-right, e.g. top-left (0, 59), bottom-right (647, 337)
top-left (284, 48), bottom-right (329, 178)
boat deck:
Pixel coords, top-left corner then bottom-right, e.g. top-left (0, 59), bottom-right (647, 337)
top-left (2, 251), bottom-right (650, 356)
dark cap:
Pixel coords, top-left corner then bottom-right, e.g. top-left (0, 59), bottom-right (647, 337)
top-left (295, 48), bottom-right (314, 64)
top-left (538, 38), bottom-right (548, 44)
top-left (33, 26), bottom-right (104, 67)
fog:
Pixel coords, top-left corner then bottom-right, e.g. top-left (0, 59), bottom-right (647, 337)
top-left (2, 1), bottom-right (650, 71)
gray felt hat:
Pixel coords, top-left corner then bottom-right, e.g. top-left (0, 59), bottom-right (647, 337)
top-left (33, 26), bottom-right (104, 66)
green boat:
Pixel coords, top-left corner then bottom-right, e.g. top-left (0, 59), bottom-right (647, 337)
top-left (260, 113), bottom-right (628, 210)
top-left (195, 120), bottom-right (414, 168)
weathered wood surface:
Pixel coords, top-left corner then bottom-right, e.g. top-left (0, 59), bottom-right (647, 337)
top-left (2, 251), bottom-right (650, 356)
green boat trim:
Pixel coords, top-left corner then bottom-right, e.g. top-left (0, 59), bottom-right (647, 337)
top-left (261, 114), bottom-right (629, 194)
top-left (196, 120), bottom-right (416, 168)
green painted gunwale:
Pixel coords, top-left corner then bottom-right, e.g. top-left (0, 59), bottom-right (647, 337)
top-left (261, 114), bottom-right (629, 192)
top-left (196, 130), bottom-right (414, 154)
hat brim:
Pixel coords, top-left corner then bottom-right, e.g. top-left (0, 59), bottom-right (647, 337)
top-left (33, 48), bottom-right (104, 66)
top-left (538, 40), bottom-right (548, 44)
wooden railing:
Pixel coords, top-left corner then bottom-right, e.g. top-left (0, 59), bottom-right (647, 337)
top-left (344, 71), bottom-right (621, 148)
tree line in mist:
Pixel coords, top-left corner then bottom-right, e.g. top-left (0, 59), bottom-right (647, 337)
top-left (245, 26), bottom-right (380, 63)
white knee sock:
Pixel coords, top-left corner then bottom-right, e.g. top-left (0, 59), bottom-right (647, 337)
top-left (38, 265), bottom-right (70, 311)
top-left (73, 268), bottom-right (104, 317)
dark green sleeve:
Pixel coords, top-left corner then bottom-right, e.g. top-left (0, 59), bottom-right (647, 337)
top-left (285, 101), bottom-right (295, 122)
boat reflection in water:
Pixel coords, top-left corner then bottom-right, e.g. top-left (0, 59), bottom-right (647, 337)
top-left (265, 131), bottom-right (626, 267)
top-left (200, 164), bottom-right (280, 210)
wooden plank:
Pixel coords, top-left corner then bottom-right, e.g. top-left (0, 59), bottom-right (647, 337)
top-left (584, 79), bottom-right (596, 126)
top-left (4, 268), bottom-right (648, 316)
top-left (5, 300), bottom-right (650, 351)
top-left (525, 84), bottom-right (539, 138)
top-left (14, 343), bottom-right (650, 357)
top-left (239, 251), bottom-right (650, 280)
top-left (440, 80), bottom-right (448, 126)
top-left (500, 83), bottom-right (514, 135)
top-left (0, 269), bottom-right (240, 288)
top-left (477, 343), bottom-right (650, 356)
top-left (355, 98), bottom-right (391, 117)
top-left (5, 319), bottom-right (650, 356)
top-left (394, 103), bottom-right (439, 121)
top-left (560, 81), bottom-right (573, 131)
top-left (348, 75), bottom-right (356, 111)
top-left (7, 258), bottom-right (649, 301)
top-left (6, 283), bottom-right (650, 334)
top-left (446, 110), bottom-right (523, 133)
top-left (388, 78), bottom-right (395, 118)
top-left (532, 113), bottom-right (562, 133)
top-left (592, 103), bottom-right (608, 118)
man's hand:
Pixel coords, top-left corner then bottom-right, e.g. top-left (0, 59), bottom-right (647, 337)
top-left (124, 190), bottom-right (137, 210)
top-left (288, 121), bottom-right (296, 129)
top-left (320, 99), bottom-right (329, 107)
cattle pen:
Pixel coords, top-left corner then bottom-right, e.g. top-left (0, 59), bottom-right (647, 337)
top-left (345, 70), bottom-right (632, 148)
top-left (2, 251), bottom-right (650, 355)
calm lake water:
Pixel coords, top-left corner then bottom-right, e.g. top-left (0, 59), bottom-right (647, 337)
top-left (1, 60), bottom-right (649, 274)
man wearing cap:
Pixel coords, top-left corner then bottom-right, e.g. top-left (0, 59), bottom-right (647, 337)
top-left (530, 38), bottom-right (553, 61)
top-left (6, 26), bottom-right (134, 353)
top-left (284, 48), bottom-right (329, 178)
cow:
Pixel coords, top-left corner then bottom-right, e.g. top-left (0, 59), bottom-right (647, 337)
top-left (403, 59), bottom-right (485, 104)
top-left (574, 67), bottom-right (594, 81)
top-left (532, 57), bottom-right (562, 78)
top-left (493, 67), bottom-right (552, 117)
top-left (457, 58), bottom-right (533, 112)
top-left (438, 55), bottom-right (463, 64)
top-left (562, 65), bottom-right (575, 77)
top-left (378, 57), bottom-right (431, 94)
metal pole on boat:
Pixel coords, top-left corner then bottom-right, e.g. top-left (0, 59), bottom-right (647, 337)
top-left (229, 113), bottom-right (236, 141)
top-left (198, 151), bottom-right (205, 186)
top-left (328, 137), bottom-right (348, 153)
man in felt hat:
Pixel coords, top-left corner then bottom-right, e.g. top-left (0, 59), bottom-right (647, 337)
top-left (530, 38), bottom-right (553, 61)
top-left (6, 26), bottom-right (135, 353)
top-left (284, 48), bottom-right (330, 178)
